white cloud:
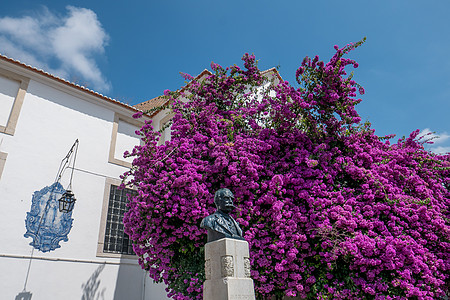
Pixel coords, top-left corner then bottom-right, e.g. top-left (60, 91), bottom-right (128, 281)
top-left (419, 128), bottom-right (450, 154)
top-left (0, 36), bottom-right (44, 68)
top-left (0, 6), bottom-right (110, 92)
top-left (431, 146), bottom-right (450, 154)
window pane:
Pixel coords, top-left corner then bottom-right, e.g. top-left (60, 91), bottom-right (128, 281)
top-left (103, 185), bottom-right (136, 255)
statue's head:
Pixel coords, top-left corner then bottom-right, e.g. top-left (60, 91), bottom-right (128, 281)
top-left (214, 188), bottom-right (235, 213)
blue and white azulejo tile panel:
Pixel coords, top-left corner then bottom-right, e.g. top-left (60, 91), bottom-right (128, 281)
top-left (24, 182), bottom-right (74, 252)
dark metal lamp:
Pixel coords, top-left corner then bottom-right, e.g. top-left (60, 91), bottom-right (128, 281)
top-left (54, 139), bottom-right (79, 213)
top-left (58, 190), bottom-right (77, 213)
top-left (58, 190), bottom-right (76, 213)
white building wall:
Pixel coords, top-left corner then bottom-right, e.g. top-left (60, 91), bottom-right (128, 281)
top-left (0, 60), bottom-right (168, 300)
top-left (0, 74), bottom-right (19, 126)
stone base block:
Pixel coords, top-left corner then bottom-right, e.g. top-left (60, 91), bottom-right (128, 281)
top-left (204, 278), bottom-right (255, 300)
top-left (203, 238), bottom-right (255, 300)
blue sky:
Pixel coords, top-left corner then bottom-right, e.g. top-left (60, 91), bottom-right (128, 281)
top-left (1, 1), bottom-right (449, 153)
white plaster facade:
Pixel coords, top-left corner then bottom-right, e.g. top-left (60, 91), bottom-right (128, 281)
top-left (0, 55), bottom-right (168, 300)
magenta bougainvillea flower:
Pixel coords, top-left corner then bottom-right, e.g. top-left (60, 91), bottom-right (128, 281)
top-left (123, 39), bottom-right (450, 300)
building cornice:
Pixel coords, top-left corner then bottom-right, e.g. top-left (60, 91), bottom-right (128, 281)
top-left (0, 54), bottom-right (144, 117)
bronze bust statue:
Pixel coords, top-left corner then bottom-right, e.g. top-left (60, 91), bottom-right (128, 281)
top-left (200, 188), bottom-right (244, 242)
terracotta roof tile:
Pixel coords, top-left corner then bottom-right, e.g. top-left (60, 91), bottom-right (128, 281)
top-left (261, 67), bottom-right (283, 82)
top-left (134, 69), bottom-right (213, 117)
top-left (133, 96), bottom-right (167, 112)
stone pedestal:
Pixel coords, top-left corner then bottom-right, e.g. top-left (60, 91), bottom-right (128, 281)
top-left (203, 238), bottom-right (255, 300)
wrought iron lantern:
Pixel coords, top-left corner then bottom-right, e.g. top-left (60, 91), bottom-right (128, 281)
top-left (58, 189), bottom-right (76, 213)
top-left (56, 139), bottom-right (79, 213)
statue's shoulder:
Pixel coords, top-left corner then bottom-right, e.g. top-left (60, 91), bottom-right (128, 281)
top-left (200, 212), bottom-right (219, 228)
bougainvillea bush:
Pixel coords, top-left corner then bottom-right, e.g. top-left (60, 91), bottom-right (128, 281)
top-left (123, 39), bottom-right (450, 300)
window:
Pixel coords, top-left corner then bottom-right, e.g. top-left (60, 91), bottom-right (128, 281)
top-left (97, 179), bottom-right (136, 257)
top-left (103, 184), bottom-right (136, 255)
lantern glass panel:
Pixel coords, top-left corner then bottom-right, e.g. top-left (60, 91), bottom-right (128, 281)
top-left (58, 190), bottom-right (76, 213)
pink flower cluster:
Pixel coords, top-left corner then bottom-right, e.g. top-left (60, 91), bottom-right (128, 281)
top-left (123, 40), bottom-right (450, 299)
